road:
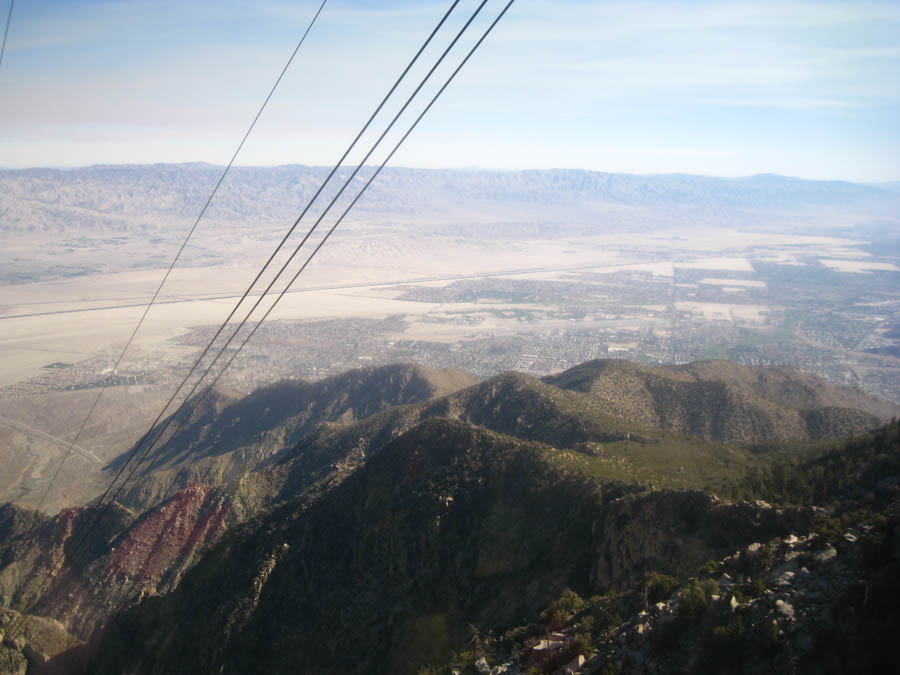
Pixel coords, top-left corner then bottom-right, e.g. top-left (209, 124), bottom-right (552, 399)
top-left (0, 415), bottom-right (102, 465)
top-left (0, 261), bottom-right (659, 321)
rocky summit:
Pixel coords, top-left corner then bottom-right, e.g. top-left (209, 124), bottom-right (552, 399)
top-left (0, 359), bottom-right (897, 674)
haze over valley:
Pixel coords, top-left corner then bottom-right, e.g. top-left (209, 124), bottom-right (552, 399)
top-left (2, 163), bottom-right (899, 515)
top-left (3, 0), bottom-right (900, 671)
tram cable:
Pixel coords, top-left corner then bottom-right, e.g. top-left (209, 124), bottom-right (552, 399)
top-left (106, 0), bottom-right (492, 508)
top-left (0, 0), bottom-right (13, 72)
top-left (8, 0), bottom-right (517, 642)
top-left (6, 0), bottom-right (468, 637)
top-left (29, 0), bottom-right (329, 521)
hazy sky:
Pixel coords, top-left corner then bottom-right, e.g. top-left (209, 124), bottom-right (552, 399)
top-left (1, 0), bottom-right (898, 181)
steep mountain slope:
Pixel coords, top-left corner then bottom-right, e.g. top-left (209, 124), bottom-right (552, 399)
top-left (0, 365), bottom-right (476, 642)
top-left (86, 418), bottom-right (900, 675)
top-left (545, 359), bottom-right (894, 445)
top-left (87, 418), bottom-right (805, 675)
top-left (0, 358), bottom-right (893, 669)
top-left (111, 363), bottom-right (475, 512)
top-left (486, 420), bottom-right (900, 675)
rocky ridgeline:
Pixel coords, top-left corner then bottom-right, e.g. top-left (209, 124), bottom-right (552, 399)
top-left (456, 498), bottom-right (899, 675)
top-left (0, 362), bottom-right (896, 673)
top-left (3, 165), bottom-right (897, 235)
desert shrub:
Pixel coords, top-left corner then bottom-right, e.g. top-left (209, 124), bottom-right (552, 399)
top-left (590, 592), bottom-right (623, 631)
top-left (706, 615), bottom-right (747, 671)
top-left (541, 588), bottom-right (585, 628)
top-left (711, 615), bottom-right (745, 647)
top-left (643, 571), bottom-right (679, 604)
top-left (542, 608), bottom-right (569, 631)
top-left (739, 544), bottom-right (773, 577)
top-left (568, 631), bottom-right (594, 658)
top-left (697, 560), bottom-right (718, 577)
top-left (745, 577), bottom-right (767, 598)
top-left (678, 579), bottom-right (717, 623)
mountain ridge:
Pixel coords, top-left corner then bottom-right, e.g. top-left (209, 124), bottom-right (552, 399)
top-left (0, 358), bottom-right (895, 673)
top-left (3, 164), bottom-right (897, 236)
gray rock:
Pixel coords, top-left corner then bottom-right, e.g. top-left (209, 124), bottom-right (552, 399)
top-left (0, 647), bottom-right (27, 675)
top-left (770, 561), bottom-right (799, 587)
top-left (816, 546), bottom-right (838, 563)
top-left (475, 656), bottom-right (491, 674)
top-left (775, 599), bottom-right (795, 621)
top-left (561, 654), bottom-right (585, 673)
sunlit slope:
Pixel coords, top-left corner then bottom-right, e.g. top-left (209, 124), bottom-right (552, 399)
top-left (545, 359), bottom-right (895, 445)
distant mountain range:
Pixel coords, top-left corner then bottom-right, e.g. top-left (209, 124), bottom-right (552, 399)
top-left (2, 164), bottom-right (899, 235)
top-left (0, 358), bottom-right (897, 673)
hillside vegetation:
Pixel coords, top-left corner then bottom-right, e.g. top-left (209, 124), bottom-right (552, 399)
top-left (0, 358), bottom-right (894, 673)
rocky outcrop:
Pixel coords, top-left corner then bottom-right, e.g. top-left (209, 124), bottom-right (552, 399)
top-left (578, 510), bottom-right (900, 674)
top-left (0, 486), bottom-right (238, 640)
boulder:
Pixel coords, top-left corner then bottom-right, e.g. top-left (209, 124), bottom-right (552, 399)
top-left (775, 599), bottom-right (795, 621)
top-left (769, 561), bottom-right (799, 587)
top-left (562, 654), bottom-right (585, 673)
top-left (815, 546), bottom-right (837, 563)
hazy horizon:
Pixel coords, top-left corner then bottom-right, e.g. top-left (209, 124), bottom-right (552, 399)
top-left (1, 1), bottom-right (898, 182)
top-left (2, 161), bottom-right (900, 186)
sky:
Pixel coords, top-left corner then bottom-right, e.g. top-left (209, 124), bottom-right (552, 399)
top-left (1, 0), bottom-right (899, 182)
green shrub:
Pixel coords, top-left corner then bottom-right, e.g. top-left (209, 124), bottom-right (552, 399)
top-left (643, 571), bottom-right (679, 604)
top-left (569, 631), bottom-right (594, 658)
top-left (697, 560), bottom-right (719, 577)
top-left (590, 592), bottom-right (623, 631)
top-left (711, 615), bottom-right (745, 646)
top-left (678, 579), bottom-right (717, 623)
top-left (543, 608), bottom-right (570, 631)
top-left (745, 577), bottom-right (767, 598)
top-left (708, 616), bottom-right (747, 670)
top-left (541, 588), bottom-right (585, 628)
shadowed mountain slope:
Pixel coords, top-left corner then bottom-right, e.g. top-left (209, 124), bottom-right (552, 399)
top-left (0, 358), bottom-right (894, 665)
top-left (87, 418), bottom-right (805, 675)
top-left (110, 363), bottom-right (475, 511)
